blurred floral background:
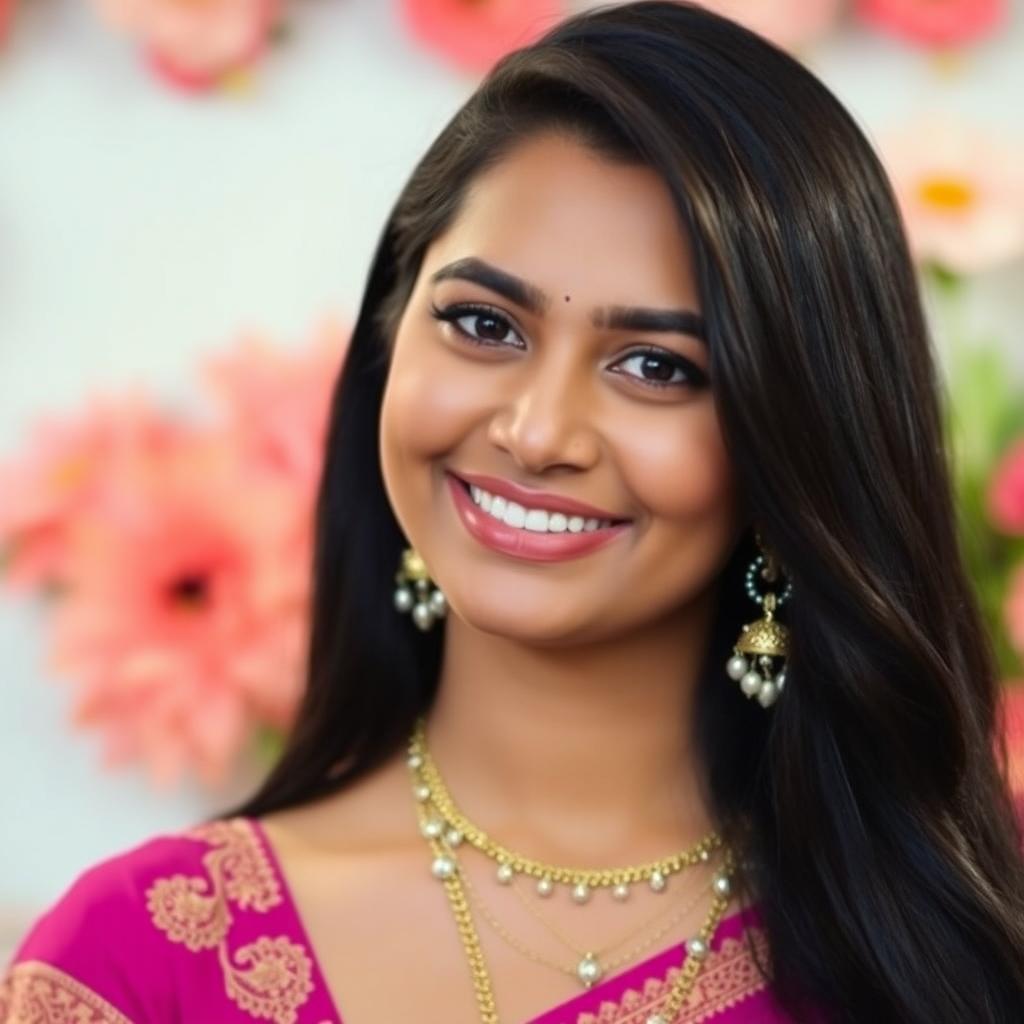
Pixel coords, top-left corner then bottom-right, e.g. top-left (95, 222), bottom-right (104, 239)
top-left (1, 0), bottom-right (1022, 948)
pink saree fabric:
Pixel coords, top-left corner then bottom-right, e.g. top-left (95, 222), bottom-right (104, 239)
top-left (1, 815), bottom-right (805, 1023)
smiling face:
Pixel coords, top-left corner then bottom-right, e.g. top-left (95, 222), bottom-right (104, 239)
top-left (379, 130), bottom-right (747, 644)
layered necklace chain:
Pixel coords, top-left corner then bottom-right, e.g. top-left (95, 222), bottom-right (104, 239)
top-left (407, 717), bottom-right (737, 1024)
top-left (461, 861), bottom-right (717, 987)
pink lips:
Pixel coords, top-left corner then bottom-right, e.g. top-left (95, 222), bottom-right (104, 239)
top-left (446, 472), bottom-right (631, 563)
top-left (453, 469), bottom-right (627, 522)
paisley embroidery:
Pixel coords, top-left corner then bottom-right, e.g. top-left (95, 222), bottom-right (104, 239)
top-left (221, 936), bottom-right (319, 1022)
top-left (145, 817), bottom-right (315, 1024)
top-left (574, 927), bottom-right (771, 1024)
top-left (195, 820), bottom-right (281, 912)
top-left (146, 873), bottom-right (230, 951)
top-left (0, 960), bottom-right (134, 1023)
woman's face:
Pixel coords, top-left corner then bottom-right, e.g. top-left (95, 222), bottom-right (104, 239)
top-left (379, 131), bottom-right (746, 644)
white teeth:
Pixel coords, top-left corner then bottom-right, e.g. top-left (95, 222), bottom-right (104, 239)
top-left (466, 483), bottom-right (616, 533)
top-left (503, 501), bottom-right (527, 528)
top-left (523, 508), bottom-right (548, 532)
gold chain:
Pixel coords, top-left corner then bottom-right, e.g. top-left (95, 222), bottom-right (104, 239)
top-left (410, 716), bottom-right (722, 890)
top-left (648, 863), bottom-right (734, 1024)
top-left (408, 720), bottom-right (737, 1022)
top-left (464, 859), bottom-right (716, 979)
top-left (415, 795), bottom-right (501, 1022)
top-left (507, 858), bottom-right (719, 965)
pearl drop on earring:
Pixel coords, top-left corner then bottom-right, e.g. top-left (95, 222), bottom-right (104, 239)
top-left (726, 654), bottom-right (748, 680)
top-left (394, 547), bottom-right (447, 632)
top-left (412, 591), bottom-right (435, 631)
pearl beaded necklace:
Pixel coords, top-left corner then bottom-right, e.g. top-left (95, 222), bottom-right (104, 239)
top-left (407, 717), bottom-right (737, 1023)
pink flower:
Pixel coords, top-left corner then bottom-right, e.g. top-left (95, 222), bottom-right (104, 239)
top-left (0, 0), bottom-right (15, 44)
top-left (202, 317), bottom-right (348, 501)
top-left (48, 433), bottom-right (309, 789)
top-left (1001, 685), bottom-right (1024, 823)
top-left (1006, 565), bottom-right (1024, 657)
top-left (400, 0), bottom-right (565, 74)
top-left (988, 439), bottom-right (1024, 535)
top-left (856, 0), bottom-right (1006, 48)
top-left (91, 0), bottom-right (282, 92)
top-left (878, 113), bottom-right (1024, 274)
top-left (0, 394), bottom-right (182, 593)
top-left (698, 0), bottom-right (843, 51)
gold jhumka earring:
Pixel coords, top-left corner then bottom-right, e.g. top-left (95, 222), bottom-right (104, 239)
top-left (724, 530), bottom-right (793, 708)
top-left (393, 546), bottom-right (448, 631)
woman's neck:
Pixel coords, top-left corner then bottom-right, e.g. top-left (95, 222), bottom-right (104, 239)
top-left (425, 591), bottom-right (719, 865)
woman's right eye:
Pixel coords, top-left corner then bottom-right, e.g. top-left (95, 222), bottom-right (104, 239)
top-left (430, 302), bottom-right (525, 349)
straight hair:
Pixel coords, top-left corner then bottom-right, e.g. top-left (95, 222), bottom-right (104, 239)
top-left (223, 4), bottom-right (1024, 1019)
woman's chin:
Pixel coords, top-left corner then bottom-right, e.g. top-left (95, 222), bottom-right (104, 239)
top-left (442, 593), bottom-right (599, 645)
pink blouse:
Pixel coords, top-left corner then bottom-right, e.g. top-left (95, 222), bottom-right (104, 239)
top-left (1, 815), bottom-right (807, 1023)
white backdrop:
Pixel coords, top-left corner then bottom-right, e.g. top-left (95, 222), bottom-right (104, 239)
top-left (2, 0), bottom-right (1023, 946)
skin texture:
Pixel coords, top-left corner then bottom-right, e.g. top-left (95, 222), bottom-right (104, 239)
top-left (259, 131), bottom-right (750, 1022)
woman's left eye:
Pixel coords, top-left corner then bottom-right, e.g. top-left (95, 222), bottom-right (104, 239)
top-left (610, 349), bottom-right (708, 390)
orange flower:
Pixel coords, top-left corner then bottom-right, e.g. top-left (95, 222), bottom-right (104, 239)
top-left (0, 393), bottom-right (182, 593)
top-left (48, 433), bottom-right (309, 788)
top-left (92, 0), bottom-right (282, 91)
top-left (400, 0), bottom-right (565, 74)
top-left (878, 113), bottom-right (1024, 274)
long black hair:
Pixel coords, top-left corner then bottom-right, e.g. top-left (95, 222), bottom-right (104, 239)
top-left (223, 3), bottom-right (1024, 1019)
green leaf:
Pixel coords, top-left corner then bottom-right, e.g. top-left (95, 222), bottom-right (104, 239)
top-left (941, 334), bottom-right (1024, 681)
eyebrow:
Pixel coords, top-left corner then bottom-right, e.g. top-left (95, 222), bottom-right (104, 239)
top-left (428, 257), bottom-right (707, 343)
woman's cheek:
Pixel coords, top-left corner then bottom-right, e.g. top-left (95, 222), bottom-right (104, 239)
top-left (614, 404), bottom-right (734, 522)
top-left (385, 345), bottom-right (485, 464)
top-left (379, 325), bottom-right (487, 522)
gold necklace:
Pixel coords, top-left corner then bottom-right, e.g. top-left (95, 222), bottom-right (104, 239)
top-left (408, 719), bottom-right (737, 1023)
top-left (408, 716), bottom-right (723, 903)
top-left (463, 858), bottom-right (718, 988)
top-left (506, 849), bottom-right (726, 983)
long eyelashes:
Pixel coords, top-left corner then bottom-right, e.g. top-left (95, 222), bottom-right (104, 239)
top-left (430, 302), bottom-right (524, 348)
top-left (428, 301), bottom-right (708, 392)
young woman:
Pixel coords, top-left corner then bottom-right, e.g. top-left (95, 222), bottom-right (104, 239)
top-left (5, 3), bottom-right (1024, 1022)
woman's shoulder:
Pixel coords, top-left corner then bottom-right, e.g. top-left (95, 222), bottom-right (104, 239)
top-left (1, 816), bottom-right (322, 1024)
top-left (7, 816), bottom-right (276, 956)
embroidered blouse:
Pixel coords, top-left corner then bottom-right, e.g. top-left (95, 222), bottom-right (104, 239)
top-left (1, 816), bottom-right (804, 1023)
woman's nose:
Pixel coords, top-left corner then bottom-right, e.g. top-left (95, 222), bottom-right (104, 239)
top-left (485, 354), bottom-right (601, 474)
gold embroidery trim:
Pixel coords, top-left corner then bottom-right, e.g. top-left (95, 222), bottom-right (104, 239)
top-left (0, 960), bottom-right (134, 1023)
top-left (145, 817), bottom-right (316, 1024)
top-left (573, 926), bottom-right (772, 1024)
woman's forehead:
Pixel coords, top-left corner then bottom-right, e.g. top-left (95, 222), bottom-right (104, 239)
top-left (424, 132), bottom-right (700, 312)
